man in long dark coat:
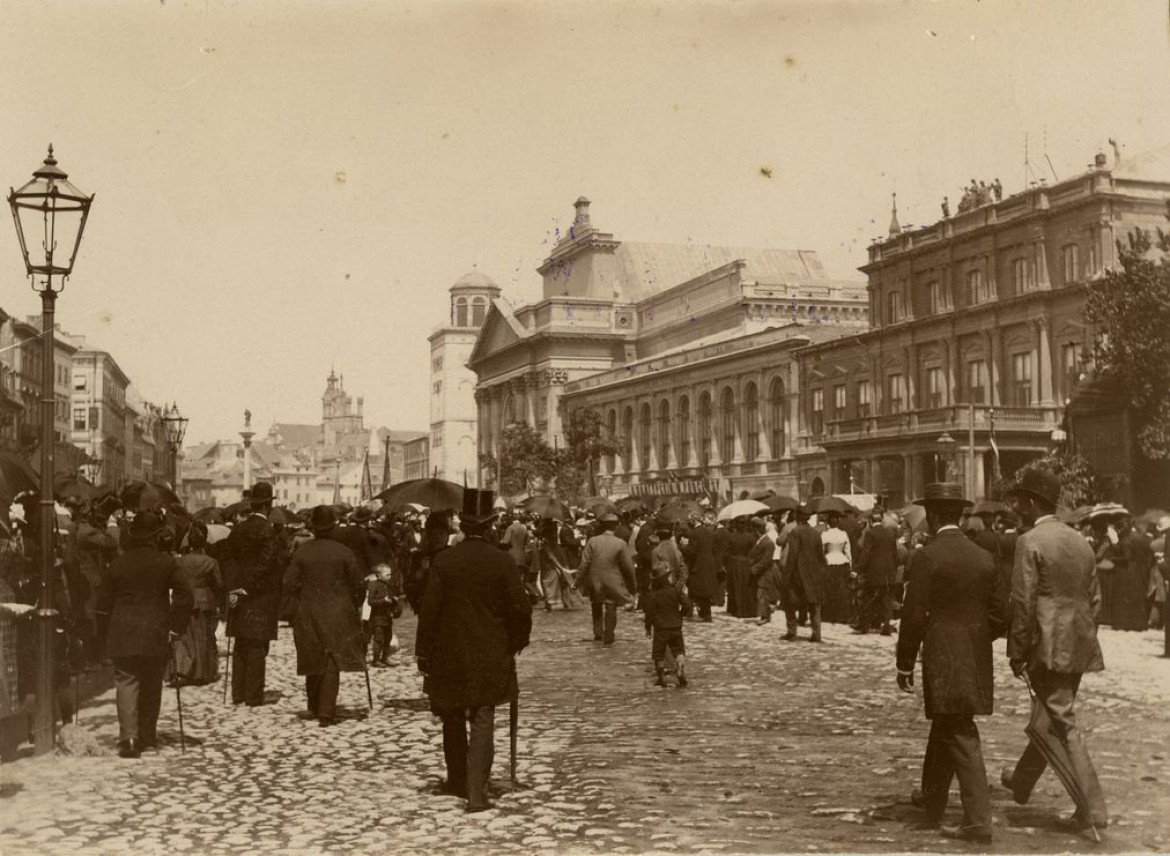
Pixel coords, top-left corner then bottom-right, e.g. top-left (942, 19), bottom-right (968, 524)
top-left (855, 513), bottom-right (899, 635)
top-left (284, 505), bottom-right (366, 727)
top-left (416, 489), bottom-right (532, 813)
top-left (74, 507), bottom-right (118, 663)
top-left (225, 481), bottom-right (282, 707)
top-left (1002, 469), bottom-right (1108, 833)
top-left (748, 517), bottom-right (780, 625)
top-left (680, 514), bottom-right (718, 621)
top-left (782, 505), bottom-right (825, 642)
top-left (96, 512), bottom-right (193, 758)
top-left (896, 483), bottom-right (1005, 844)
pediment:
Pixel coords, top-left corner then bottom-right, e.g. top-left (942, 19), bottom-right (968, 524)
top-left (468, 298), bottom-right (530, 366)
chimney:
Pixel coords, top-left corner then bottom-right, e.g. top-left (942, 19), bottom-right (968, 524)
top-left (357, 396), bottom-right (364, 417)
top-left (573, 196), bottom-right (591, 227)
top-left (1094, 152), bottom-right (1108, 169)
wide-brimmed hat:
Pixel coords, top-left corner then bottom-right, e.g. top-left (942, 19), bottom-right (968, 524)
top-left (310, 505), bottom-right (337, 533)
top-left (129, 511), bottom-right (166, 542)
top-left (251, 482), bottom-right (274, 507)
top-left (1088, 502), bottom-right (1129, 522)
top-left (1004, 469), bottom-right (1060, 508)
top-left (913, 482), bottom-right (973, 508)
top-left (461, 489), bottom-right (499, 525)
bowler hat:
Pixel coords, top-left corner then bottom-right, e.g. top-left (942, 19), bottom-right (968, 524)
top-left (251, 482), bottom-right (274, 507)
top-left (598, 512), bottom-right (619, 524)
top-left (129, 511), bottom-right (166, 542)
top-left (1005, 469), bottom-right (1060, 508)
top-left (310, 505), bottom-right (337, 533)
top-left (461, 489), bottom-right (499, 525)
top-left (913, 482), bottom-right (973, 508)
top-left (353, 506), bottom-right (374, 524)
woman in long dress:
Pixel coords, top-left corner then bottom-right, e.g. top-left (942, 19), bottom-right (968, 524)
top-left (535, 519), bottom-right (580, 611)
top-left (820, 513), bottom-right (852, 623)
top-left (166, 522), bottom-right (223, 687)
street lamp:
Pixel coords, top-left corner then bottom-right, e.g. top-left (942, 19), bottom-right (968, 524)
top-left (8, 145), bottom-right (94, 755)
top-left (936, 431), bottom-right (957, 482)
top-left (161, 402), bottom-right (189, 490)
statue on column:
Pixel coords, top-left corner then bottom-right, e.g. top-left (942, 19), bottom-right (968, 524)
top-left (244, 409), bottom-right (252, 429)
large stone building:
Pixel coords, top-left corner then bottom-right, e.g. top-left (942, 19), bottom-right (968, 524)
top-left (428, 271), bottom-right (499, 484)
top-left (471, 197), bottom-right (869, 494)
top-left (795, 153), bottom-right (1170, 507)
top-left (69, 341), bottom-right (132, 487)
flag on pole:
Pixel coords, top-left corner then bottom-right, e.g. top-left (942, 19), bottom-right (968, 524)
top-left (381, 433), bottom-right (392, 493)
top-left (360, 451), bottom-right (374, 502)
top-left (988, 409), bottom-right (1002, 481)
top-left (332, 461), bottom-right (342, 505)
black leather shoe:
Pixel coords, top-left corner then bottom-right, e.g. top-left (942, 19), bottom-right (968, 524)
top-left (466, 801), bottom-right (495, 813)
top-left (430, 781), bottom-right (467, 798)
top-left (909, 788), bottom-right (926, 809)
top-left (940, 824), bottom-right (993, 844)
top-left (118, 739), bottom-right (141, 759)
top-left (808, 634), bottom-right (823, 643)
top-left (1000, 769), bottom-right (1028, 805)
top-left (138, 737), bottom-right (158, 751)
top-left (782, 631), bottom-right (797, 641)
top-left (1056, 812), bottom-right (1108, 833)
top-left (318, 717), bottom-right (337, 728)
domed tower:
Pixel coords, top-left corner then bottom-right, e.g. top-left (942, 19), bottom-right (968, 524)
top-left (429, 269), bottom-right (501, 483)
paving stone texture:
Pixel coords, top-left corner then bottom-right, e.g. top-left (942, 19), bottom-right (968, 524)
top-left (0, 608), bottom-right (1167, 855)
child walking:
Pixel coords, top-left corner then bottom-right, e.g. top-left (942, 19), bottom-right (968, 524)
top-left (366, 564), bottom-right (398, 667)
top-left (643, 544), bottom-right (692, 688)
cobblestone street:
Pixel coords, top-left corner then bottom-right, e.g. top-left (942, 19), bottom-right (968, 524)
top-left (1, 608), bottom-right (1168, 855)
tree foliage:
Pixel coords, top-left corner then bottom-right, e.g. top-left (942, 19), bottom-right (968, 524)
top-left (555, 407), bottom-right (620, 502)
top-left (992, 449), bottom-right (1106, 510)
top-left (1083, 224), bottom-right (1170, 458)
top-left (481, 422), bottom-right (556, 497)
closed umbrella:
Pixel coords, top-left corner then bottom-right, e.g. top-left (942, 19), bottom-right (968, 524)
top-left (376, 478), bottom-right (463, 511)
top-left (521, 495), bottom-right (571, 521)
top-left (716, 499), bottom-right (769, 522)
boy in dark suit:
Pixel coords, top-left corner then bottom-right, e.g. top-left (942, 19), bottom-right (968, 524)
top-left (644, 559), bottom-right (692, 688)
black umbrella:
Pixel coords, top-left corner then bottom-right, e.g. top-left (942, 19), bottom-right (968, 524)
top-left (580, 497), bottom-right (616, 517)
top-left (811, 495), bottom-right (856, 515)
top-left (222, 500), bottom-right (251, 518)
top-left (655, 504), bottom-right (695, 525)
top-left (121, 481), bottom-right (182, 512)
top-left (193, 507), bottom-right (226, 525)
top-left (616, 497), bottom-right (648, 515)
top-left (760, 493), bottom-right (800, 513)
top-left (54, 474), bottom-right (97, 503)
top-left (521, 495), bottom-right (571, 521)
top-left (375, 478), bottom-right (463, 511)
top-left (1021, 673), bottom-right (1102, 843)
top-left (0, 451), bottom-right (39, 504)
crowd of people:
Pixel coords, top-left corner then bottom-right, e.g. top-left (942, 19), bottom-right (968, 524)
top-left (0, 471), bottom-right (1165, 836)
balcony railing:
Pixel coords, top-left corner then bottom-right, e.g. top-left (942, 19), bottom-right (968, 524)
top-left (824, 403), bottom-right (1060, 444)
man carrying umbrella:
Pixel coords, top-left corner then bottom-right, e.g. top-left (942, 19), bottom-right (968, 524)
top-left (416, 489), bottom-right (532, 813)
top-left (895, 483), bottom-right (1004, 844)
top-left (1001, 469), bottom-right (1108, 834)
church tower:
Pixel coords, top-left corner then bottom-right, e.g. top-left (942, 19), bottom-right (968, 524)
top-left (428, 269), bottom-right (500, 484)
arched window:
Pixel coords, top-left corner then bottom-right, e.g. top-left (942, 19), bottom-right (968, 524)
top-left (678, 396), bottom-right (691, 467)
top-left (743, 382), bottom-right (759, 462)
top-left (698, 392), bottom-right (712, 468)
top-left (471, 297), bottom-right (486, 327)
top-left (809, 476), bottom-right (826, 498)
top-left (769, 377), bottom-right (785, 458)
top-left (720, 387), bottom-right (736, 463)
top-left (622, 406), bottom-right (634, 470)
top-left (503, 394), bottom-right (516, 426)
top-left (640, 403), bottom-right (652, 471)
top-left (657, 400), bottom-right (671, 469)
top-left (455, 297), bottom-right (468, 327)
top-left (606, 409), bottom-right (617, 472)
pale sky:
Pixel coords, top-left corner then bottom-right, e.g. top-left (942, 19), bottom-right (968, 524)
top-left (1, 0), bottom-right (1167, 445)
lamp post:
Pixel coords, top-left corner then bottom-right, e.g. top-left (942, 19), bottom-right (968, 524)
top-left (936, 431), bottom-right (957, 482)
top-left (8, 145), bottom-right (94, 755)
top-left (161, 402), bottom-right (189, 491)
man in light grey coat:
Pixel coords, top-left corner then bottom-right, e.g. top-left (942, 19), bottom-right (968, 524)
top-left (1003, 469), bottom-right (1107, 833)
top-left (578, 513), bottom-right (636, 645)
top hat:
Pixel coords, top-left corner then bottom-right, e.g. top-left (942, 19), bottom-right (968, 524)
top-left (251, 482), bottom-right (274, 507)
top-left (461, 489), bottom-right (499, 525)
top-left (310, 504), bottom-right (337, 533)
top-left (1004, 469), bottom-right (1060, 508)
top-left (913, 482), bottom-right (973, 508)
top-left (129, 511), bottom-right (166, 542)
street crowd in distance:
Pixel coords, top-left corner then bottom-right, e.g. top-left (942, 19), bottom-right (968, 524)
top-left (0, 472), bottom-right (1166, 844)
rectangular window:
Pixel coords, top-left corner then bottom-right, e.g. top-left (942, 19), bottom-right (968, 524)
top-left (886, 290), bottom-right (904, 324)
top-left (73, 407), bottom-right (87, 431)
top-left (73, 374), bottom-right (87, 391)
top-left (1061, 342), bottom-right (1081, 395)
top-left (1062, 244), bottom-right (1079, 285)
top-left (1013, 257), bottom-right (1031, 294)
top-left (927, 281), bottom-right (952, 314)
top-left (887, 374), bottom-right (905, 414)
top-left (1012, 352), bottom-right (1033, 406)
top-left (966, 360), bottom-right (987, 404)
top-left (925, 367), bottom-right (944, 409)
top-left (833, 384), bottom-right (847, 418)
top-left (857, 380), bottom-right (872, 418)
top-left (811, 388), bottom-right (824, 435)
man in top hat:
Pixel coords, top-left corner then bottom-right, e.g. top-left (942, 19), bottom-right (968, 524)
top-left (578, 512), bottom-right (637, 645)
top-left (225, 481), bottom-right (283, 707)
top-left (1001, 469), bottom-right (1108, 833)
top-left (782, 503), bottom-right (826, 642)
top-left (284, 505), bottom-right (367, 727)
top-left (896, 482), bottom-right (1005, 844)
top-left (96, 511), bottom-right (193, 757)
top-left (416, 489), bottom-right (532, 812)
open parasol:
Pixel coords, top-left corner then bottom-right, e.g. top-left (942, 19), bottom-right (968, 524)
top-left (716, 499), bottom-right (769, 522)
top-left (521, 495), bottom-right (571, 521)
top-left (376, 478), bottom-right (463, 511)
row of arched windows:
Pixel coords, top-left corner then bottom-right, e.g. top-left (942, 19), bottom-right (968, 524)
top-left (453, 296), bottom-right (488, 328)
top-left (601, 377), bottom-right (787, 474)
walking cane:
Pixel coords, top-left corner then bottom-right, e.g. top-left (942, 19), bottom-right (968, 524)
top-left (509, 696), bottom-right (519, 787)
top-left (170, 644), bottom-right (186, 752)
top-left (364, 665), bottom-right (373, 712)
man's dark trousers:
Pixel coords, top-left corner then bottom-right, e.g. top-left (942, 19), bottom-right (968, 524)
top-left (113, 655), bottom-right (166, 744)
top-left (232, 638), bottom-right (269, 705)
top-left (919, 714), bottom-right (992, 830)
top-left (591, 603), bottom-right (617, 643)
top-left (439, 705), bottom-right (496, 806)
top-left (305, 655), bottom-right (341, 720)
top-left (1007, 670), bottom-right (1107, 824)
